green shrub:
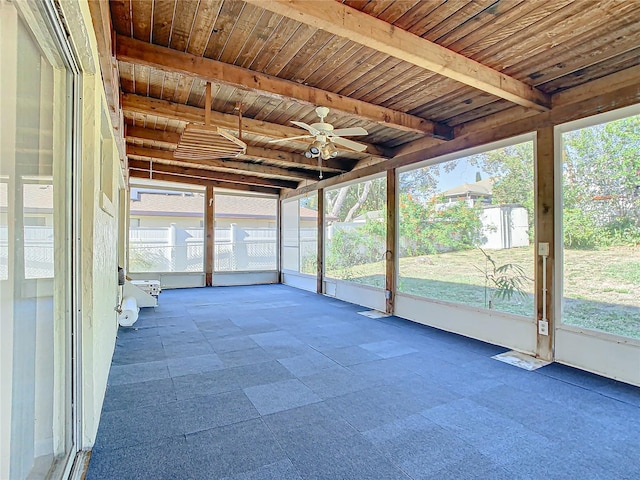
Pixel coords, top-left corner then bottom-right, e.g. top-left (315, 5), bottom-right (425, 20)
top-left (325, 227), bottom-right (384, 272)
top-left (603, 217), bottom-right (640, 247)
top-left (563, 208), bottom-right (602, 249)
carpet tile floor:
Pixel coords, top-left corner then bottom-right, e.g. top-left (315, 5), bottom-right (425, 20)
top-left (87, 284), bottom-right (640, 479)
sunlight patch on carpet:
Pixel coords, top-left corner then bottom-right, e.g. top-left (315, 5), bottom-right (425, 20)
top-left (357, 310), bottom-right (391, 319)
top-left (492, 350), bottom-right (551, 371)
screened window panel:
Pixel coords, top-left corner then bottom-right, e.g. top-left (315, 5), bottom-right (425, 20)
top-left (561, 114), bottom-right (640, 339)
top-left (324, 177), bottom-right (386, 288)
top-left (299, 193), bottom-right (318, 275)
top-left (397, 141), bottom-right (535, 316)
top-left (128, 188), bottom-right (205, 273)
top-left (282, 199), bottom-right (299, 272)
top-left (214, 193), bottom-right (277, 272)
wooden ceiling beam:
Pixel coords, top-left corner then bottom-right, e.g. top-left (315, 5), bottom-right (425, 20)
top-left (551, 64), bottom-right (640, 108)
top-left (246, 0), bottom-right (551, 112)
top-left (122, 93), bottom-right (299, 137)
top-left (129, 169), bottom-right (281, 195)
top-left (282, 81), bottom-right (640, 200)
top-left (126, 125), bottom-right (181, 146)
top-left (126, 145), bottom-right (322, 181)
top-left (400, 65), bottom-right (640, 156)
top-left (121, 93), bottom-right (387, 157)
top-left (124, 126), bottom-right (351, 172)
top-left (128, 159), bottom-right (299, 189)
top-left (454, 64), bottom-right (640, 140)
top-left (116, 34), bottom-right (451, 138)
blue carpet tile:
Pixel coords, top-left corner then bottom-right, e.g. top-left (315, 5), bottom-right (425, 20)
top-left (87, 284), bottom-right (640, 479)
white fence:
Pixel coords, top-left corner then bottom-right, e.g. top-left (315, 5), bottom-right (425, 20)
top-left (0, 226), bottom-right (54, 279)
top-left (129, 224), bottom-right (277, 273)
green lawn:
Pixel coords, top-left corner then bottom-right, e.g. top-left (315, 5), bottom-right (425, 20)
top-left (326, 245), bottom-right (640, 339)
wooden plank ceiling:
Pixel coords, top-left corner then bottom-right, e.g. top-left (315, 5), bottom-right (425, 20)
top-left (103, 0), bottom-right (640, 194)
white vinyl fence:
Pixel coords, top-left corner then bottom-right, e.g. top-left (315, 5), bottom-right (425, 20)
top-left (129, 224), bottom-right (277, 273)
top-left (0, 226), bottom-right (54, 279)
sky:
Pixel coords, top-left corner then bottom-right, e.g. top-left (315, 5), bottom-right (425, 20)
top-left (435, 158), bottom-right (490, 192)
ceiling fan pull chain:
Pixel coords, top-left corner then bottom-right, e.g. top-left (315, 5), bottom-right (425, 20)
top-left (318, 155), bottom-right (323, 179)
top-left (236, 102), bottom-right (243, 141)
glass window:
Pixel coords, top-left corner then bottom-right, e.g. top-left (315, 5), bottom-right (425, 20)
top-left (282, 199), bottom-right (299, 271)
top-left (561, 113), bottom-right (640, 339)
top-left (214, 193), bottom-right (277, 272)
top-left (299, 193), bottom-right (318, 275)
top-left (281, 194), bottom-right (319, 275)
top-left (324, 177), bottom-right (386, 288)
top-left (128, 186), bottom-right (205, 273)
top-left (398, 140), bottom-right (535, 316)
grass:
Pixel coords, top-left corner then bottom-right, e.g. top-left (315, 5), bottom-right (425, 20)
top-left (326, 245), bottom-right (640, 340)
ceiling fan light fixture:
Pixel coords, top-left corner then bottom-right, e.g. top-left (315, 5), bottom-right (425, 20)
top-left (321, 142), bottom-right (337, 159)
top-left (309, 140), bottom-right (323, 155)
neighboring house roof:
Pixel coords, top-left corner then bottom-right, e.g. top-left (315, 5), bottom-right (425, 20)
top-left (129, 191), bottom-right (320, 220)
top-left (441, 178), bottom-right (494, 198)
top-left (0, 185), bottom-right (323, 221)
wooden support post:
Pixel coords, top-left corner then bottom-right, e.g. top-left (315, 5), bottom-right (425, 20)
top-left (535, 127), bottom-right (555, 360)
top-left (385, 170), bottom-right (396, 314)
top-left (205, 186), bottom-right (214, 286)
top-left (277, 198), bottom-right (283, 283)
top-left (317, 189), bottom-right (324, 295)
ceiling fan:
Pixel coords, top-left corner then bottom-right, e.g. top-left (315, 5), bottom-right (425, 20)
top-left (269, 106), bottom-right (368, 178)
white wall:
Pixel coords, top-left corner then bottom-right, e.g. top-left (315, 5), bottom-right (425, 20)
top-left (555, 327), bottom-right (640, 387)
top-left (325, 280), bottom-right (386, 312)
top-left (128, 271), bottom-right (205, 289)
top-left (58, 0), bottom-right (123, 448)
top-left (396, 293), bottom-right (536, 354)
top-left (282, 272), bottom-right (316, 293)
top-left (212, 271), bottom-right (279, 286)
top-left (78, 74), bottom-right (120, 448)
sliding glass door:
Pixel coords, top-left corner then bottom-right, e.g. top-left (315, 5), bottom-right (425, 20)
top-left (0, 1), bottom-right (76, 477)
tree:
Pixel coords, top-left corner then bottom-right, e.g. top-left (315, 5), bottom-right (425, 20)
top-left (398, 166), bottom-right (440, 201)
top-left (563, 115), bottom-right (640, 246)
top-left (325, 177), bottom-right (386, 221)
top-left (563, 116), bottom-right (640, 222)
top-left (345, 181), bottom-right (371, 222)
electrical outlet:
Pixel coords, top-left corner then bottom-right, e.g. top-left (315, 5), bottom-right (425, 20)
top-left (538, 320), bottom-right (549, 336)
top-left (538, 242), bottom-right (550, 256)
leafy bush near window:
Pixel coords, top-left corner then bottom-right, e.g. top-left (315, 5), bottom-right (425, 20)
top-left (399, 194), bottom-right (483, 256)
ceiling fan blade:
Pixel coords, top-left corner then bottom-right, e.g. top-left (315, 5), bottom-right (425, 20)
top-left (331, 127), bottom-right (368, 137)
top-left (268, 135), bottom-right (314, 143)
top-left (332, 136), bottom-right (368, 152)
top-left (290, 121), bottom-right (321, 136)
